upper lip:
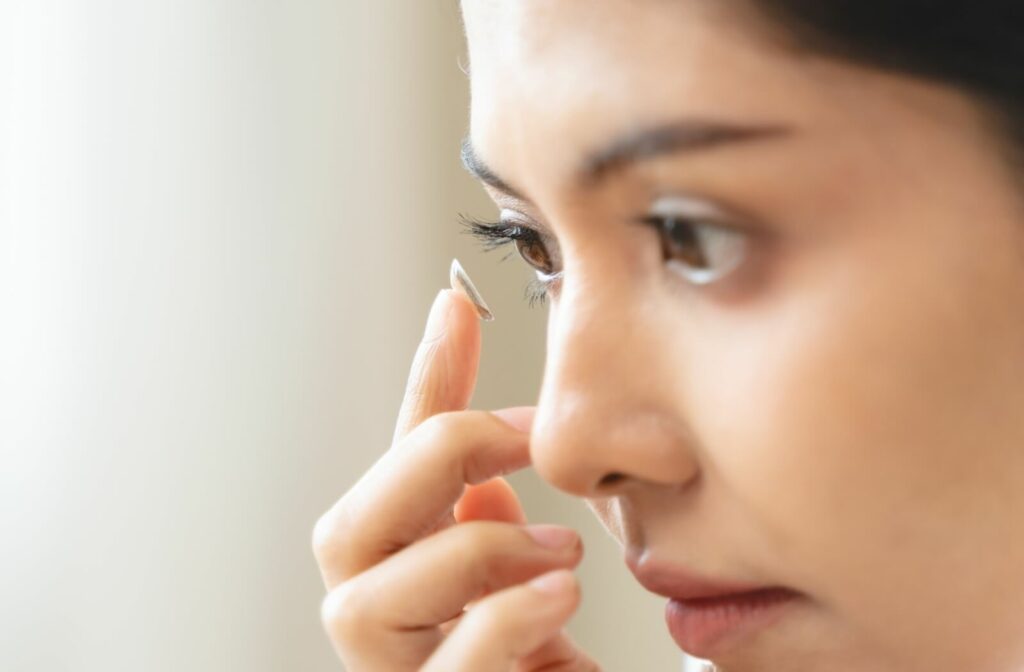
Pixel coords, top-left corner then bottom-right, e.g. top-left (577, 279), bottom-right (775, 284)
top-left (626, 548), bottom-right (789, 602)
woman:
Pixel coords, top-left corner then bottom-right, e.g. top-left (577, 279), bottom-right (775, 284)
top-left (313, 2), bottom-right (1024, 670)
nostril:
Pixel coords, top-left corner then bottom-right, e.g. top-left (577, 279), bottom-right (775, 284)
top-left (598, 472), bottom-right (626, 489)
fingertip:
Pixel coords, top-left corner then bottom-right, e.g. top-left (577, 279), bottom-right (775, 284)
top-left (447, 288), bottom-right (486, 341)
top-left (392, 289), bottom-right (464, 443)
top-left (422, 289), bottom-right (455, 343)
top-left (491, 406), bottom-right (536, 434)
top-left (450, 258), bottom-right (495, 321)
top-left (529, 569), bottom-right (578, 597)
top-left (448, 281), bottom-right (479, 315)
top-left (422, 287), bottom-right (479, 344)
top-left (454, 478), bottom-right (528, 524)
top-left (419, 565), bottom-right (582, 672)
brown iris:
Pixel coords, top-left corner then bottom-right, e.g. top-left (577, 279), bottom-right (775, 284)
top-left (657, 217), bottom-right (710, 269)
top-left (514, 232), bottom-right (555, 275)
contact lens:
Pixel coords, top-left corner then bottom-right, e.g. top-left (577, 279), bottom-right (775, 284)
top-left (449, 258), bottom-right (495, 321)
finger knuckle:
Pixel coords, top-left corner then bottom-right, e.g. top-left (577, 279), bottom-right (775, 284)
top-left (414, 410), bottom-right (471, 445)
top-left (413, 411), bottom-right (497, 480)
top-left (320, 581), bottom-right (369, 643)
top-left (535, 649), bottom-right (599, 672)
top-left (312, 504), bottom-right (353, 567)
top-left (467, 599), bottom-right (514, 639)
top-left (311, 511), bottom-right (336, 564)
top-left (457, 520), bottom-right (496, 553)
top-left (456, 523), bottom-right (509, 586)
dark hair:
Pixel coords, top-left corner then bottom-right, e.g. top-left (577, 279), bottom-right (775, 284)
top-left (753, 2), bottom-right (1024, 170)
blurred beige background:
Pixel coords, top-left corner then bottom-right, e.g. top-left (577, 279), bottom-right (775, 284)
top-left (1, 1), bottom-right (683, 670)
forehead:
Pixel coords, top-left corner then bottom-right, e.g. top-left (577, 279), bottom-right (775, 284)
top-left (460, 0), bottom-right (816, 193)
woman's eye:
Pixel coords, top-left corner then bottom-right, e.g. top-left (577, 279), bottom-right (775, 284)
top-left (643, 196), bottom-right (748, 286)
top-left (514, 234), bottom-right (555, 275)
top-left (461, 214), bottom-right (562, 306)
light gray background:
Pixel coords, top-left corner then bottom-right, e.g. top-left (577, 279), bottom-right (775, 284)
top-left (2, 1), bottom-right (692, 669)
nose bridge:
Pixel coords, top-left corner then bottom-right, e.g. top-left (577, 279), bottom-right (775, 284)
top-left (545, 252), bottom-right (673, 406)
top-left (549, 270), bottom-right (636, 390)
top-left (531, 266), bottom-right (700, 496)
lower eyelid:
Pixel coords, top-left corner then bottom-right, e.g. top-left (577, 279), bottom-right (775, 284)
top-left (539, 272), bottom-right (563, 297)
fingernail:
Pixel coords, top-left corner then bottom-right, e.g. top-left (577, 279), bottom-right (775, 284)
top-left (525, 524), bottom-right (579, 550)
top-left (450, 258), bottom-right (494, 321)
top-left (529, 569), bottom-right (574, 595)
top-left (423, 289), bottom-right (453, 343)
top-left (492, 407), bottom-right (535, 433)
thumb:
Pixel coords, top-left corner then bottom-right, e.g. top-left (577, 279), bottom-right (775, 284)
top-left (391, 287), bottom-right (482, 445)
top-left (454, 478), bottom-right (528, 525)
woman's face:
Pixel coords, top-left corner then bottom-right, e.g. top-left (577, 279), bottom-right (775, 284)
top-left (461, 2), bottom-right (1024, 670)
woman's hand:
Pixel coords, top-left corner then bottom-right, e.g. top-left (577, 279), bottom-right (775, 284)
top-left (313, 287), bottom-right (601, 671)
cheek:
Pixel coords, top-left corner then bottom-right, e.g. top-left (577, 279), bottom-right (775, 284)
top-left (683, 208), bottom-right (1024, 636)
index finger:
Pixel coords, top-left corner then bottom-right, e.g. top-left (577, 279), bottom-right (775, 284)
top-left (391, 285), bottom-right (482, 445)
top-left (314, 409), bottom-right (533, 588)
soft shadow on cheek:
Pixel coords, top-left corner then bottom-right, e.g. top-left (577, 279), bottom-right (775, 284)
top-left (686, 318), bottom-right (848, 578)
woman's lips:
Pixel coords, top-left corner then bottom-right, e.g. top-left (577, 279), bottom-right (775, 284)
top-left (626, 549), bottom-right (804, 658)
top-left (665, 587), bottom-right (801, 658)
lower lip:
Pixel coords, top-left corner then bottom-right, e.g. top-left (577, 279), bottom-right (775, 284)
top-left (665, 587), bottom-right (801, 658)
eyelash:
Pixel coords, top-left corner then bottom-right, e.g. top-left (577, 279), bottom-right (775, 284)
top-left (461, 208), bottom-right (749, 305)
top-left (459, 214), bottom-right (555, 307)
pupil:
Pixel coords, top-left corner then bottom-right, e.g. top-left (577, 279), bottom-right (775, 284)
top-left (663, 218), bottom-right (708, 268)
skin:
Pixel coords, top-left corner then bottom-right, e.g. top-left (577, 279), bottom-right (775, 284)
top-left (315, 288), bottom-right (600, 670)
top-left (315, 1), bottom-right (1024, 670)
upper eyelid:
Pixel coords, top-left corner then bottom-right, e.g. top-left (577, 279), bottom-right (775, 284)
top-left (648, 194), bottom-right (730, 219)
top-left (499, 199), bottom-right (742, 238)
top-left (499, 208), bottom-right (547, 231)
top-left (639, 197), bottom-right (768, 240)
top-left (497, 210), bottom-right (566, 249)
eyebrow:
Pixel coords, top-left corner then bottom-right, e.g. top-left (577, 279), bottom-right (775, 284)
top-left (460, 119), bottom-right (794, 198)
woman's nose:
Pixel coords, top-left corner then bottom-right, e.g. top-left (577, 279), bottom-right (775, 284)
top-left (529, 277), bottom-right (701, 498)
